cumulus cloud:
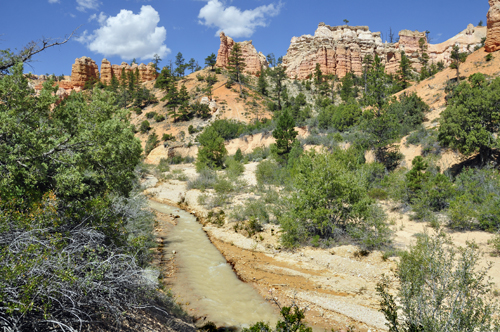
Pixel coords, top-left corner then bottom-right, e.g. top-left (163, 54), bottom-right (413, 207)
top-left (198, 0), bottom-right (281, 38)
top-left (89, 12), bottom-right (107, 25)
top-left (48, 0), bottom-right (60, 4)
top-left (77, 5), bottom-right (170, 61)
top-left (76, 0), bottom-right (100, 12)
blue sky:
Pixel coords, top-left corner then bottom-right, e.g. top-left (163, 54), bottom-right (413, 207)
top-left (1, 0), bottom-right (490, 76)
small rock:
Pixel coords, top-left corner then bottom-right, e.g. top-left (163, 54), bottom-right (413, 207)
top-left (172, 250), bottom-right (177, 254)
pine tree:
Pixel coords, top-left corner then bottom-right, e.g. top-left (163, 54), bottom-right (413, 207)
top-left (272, 109), bottom-right (298, 163)
top-left (166, 83), bottom-right (179, 121)
top-left (397, 51), bottom-right (412, 90)
top-left (339, 72), bottom-right (356, 102)
top-left (227, 43), bottom-right (246, 97)
top-left (196, 127), bottom-right (227, 170)
top-left (450, 45), bottom-right (468, 82)
top-left (268, 64), bottom-right (287, 110)
top-left (205, 53), bottom-right (217, 71)
top-left (364, 54), bottom-right (387, 113)
top-left (257, 66), bottom-right (268, 96)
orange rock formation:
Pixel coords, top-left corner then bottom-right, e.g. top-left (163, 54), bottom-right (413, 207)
top-left (282, 23), bottom-right (486, 79)
top-left (486, 0), bottom-right (500, 52)
top-left (70, 56), bottom-right (99, 87)
top-left (215, 32), bottom-right (268, 75)
top-left (100, 59), bottom-right (157, 84)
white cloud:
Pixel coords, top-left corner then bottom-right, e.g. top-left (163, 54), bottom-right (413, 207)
top-left (76, 0), bottom-right (100, 12)
top-left (89, 12), bottom-right (107, 25)
top-left (198, 0), bottom-right (281, 38)
top-left (48, 0), bottom-right (60, 4)
top-left (77, 5), bottom-right (170, 61)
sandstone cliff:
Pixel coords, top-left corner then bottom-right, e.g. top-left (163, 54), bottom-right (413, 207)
top-left (70, 56), bottom-right (99, 87)
top-left (282, 23), bottom-right (485, 79)
top-left (101, 59), bottom-right (157, 84)
top-left (215, 32), bottom-right (268, 75)
top-left (486, 0), bottom-right (500, 52)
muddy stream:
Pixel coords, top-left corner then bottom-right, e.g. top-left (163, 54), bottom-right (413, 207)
top-left (149, 200), bottom-right (279, 328)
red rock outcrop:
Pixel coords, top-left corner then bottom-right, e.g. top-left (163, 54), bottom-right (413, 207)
top-left (282, 23), bottom-right (486, 79)
top-left (70, 56), bottom-right (99, 87)
top-left (215, 32), bottom-right (268, 75)
top-left (486, 0), bottom-right (500, 52)
top-left (100, 59), bottom-right (157, 84)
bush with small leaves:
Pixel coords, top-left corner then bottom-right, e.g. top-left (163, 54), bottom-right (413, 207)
top-left (154, 113), bottom-right (165, 122)
top-left (144, 132), bottom-right (159, 155)
top-left (162, 133), bottom-right (176, 141)
top-left (140, 120), bottom-right (150, 133)
top-left (145, 111), bottom-right (157, 119)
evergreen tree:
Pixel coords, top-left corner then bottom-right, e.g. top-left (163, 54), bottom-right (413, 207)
top-left (227, 43), bottom-right (246, 97)
top-left (205, 53), bottom-right (217, 71)
top-left (272, 109), bottom-right (298, 163)
top-left (438, 73), bottom-right (499, 165)
top-left (155, 66), bottom-right (174, 90)
top-left (188, 58), bottom-right (196, 73)
top-left (176, 85), bottom-right (191, 121)
top-left (363, 54), bottom-right (387, 113)
top-left (166, 83), bottom-right (179, 121)
top-left (257, 66), bottom-right (268, 96)
top-left (397, 51), bottom-right (412, 90)
top-left (196, 126), bottom-right (227, 170)
top-left (362, 54), bottom-right (373, 94)
top-left (339, 72), bottom-right (357, 102)
top-left (268, 64), bottom-right (287, 110)
top-left (119, 67), bottom-right (127, 88)
top-left (152, 53), bottom-right (162, 71)
top-left (174, 52), bottom-right (186, 77)
top-left (109, 74), bottom-right (119, 92)
top-left (266, 53), bottom-right (276, 67)
top-left (450, 45), bottom-right (468, 82)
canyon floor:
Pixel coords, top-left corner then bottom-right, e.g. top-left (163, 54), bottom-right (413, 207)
top-left (143, 163), bottom-right (500, 332)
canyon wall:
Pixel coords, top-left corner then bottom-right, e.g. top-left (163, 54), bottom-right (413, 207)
top-left (282, 23), bottom-right (486, 79)
top-left (70, 56), bottom-right (157, 87)
top-left (215, 32), bottom-right (268, 75)
top-left (100, 59), bottom-right (157, 84)
top-left (486, 0), bottom-right (500, 52)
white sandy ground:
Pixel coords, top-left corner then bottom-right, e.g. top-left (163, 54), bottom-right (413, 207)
top-left (143, 164), bottom-right (500, 331)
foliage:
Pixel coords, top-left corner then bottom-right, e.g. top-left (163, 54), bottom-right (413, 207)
top-left (230, 199), bottom-right (270, 224)
top-left (377, 232), bottom-right (499, 332)
top-left (196, 126), bottom-right (227, 170)
top-left (227, 43), bottom-right (246, 96)
top-left (187, 168), bottom-right (218, 191)
top-left (318, 103), bottom-right (362, 131)
top-left (257, 67), bottom-right (268, 96)
top-left (0, 64), bottom-right (143, 204)
top-left (205, 53), bottom-right (217, 71)
top-left (234, 148), bottom-right (244, 162)
top-left (243, 304), bottom-right (312, 332)
top-left (448, 167), bottom-right (500, 231)
top-left (191, 101), bottom-right (211, 119)
top-left (449, 45), bottom-right (468, 81)
top-left (144, 132), bottom-right (159, 156)
top-left (268, 64), bottom-right (287, 110)
top-left (154, 113), bottom-right (165, 122)
top-left (397, 51), bottom-right (412, 89)
top-left (279, 150), bottom-right (391, 249)
top-left (157, 158), bottom-right (170, 172)
top-left (140, 120), bottom-right (151, 133)
top-left (272, 109), bottom-right (298, 163)
top-left (256, 159), bottom-right (284, 186)
top-left (438, 73), bottom-right (500, 165)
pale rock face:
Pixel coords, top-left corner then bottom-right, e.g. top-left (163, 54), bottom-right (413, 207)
top-left (282, 23), bottom-right (487, 80)
top-left (215, 32), bottom-right (268, 75)
top-left (486, 0), bottom-right (500, 52)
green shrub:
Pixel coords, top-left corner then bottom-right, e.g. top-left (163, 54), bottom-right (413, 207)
top-left (154, 113), bottom-right (165, 122)
top-left (144, 132), bottom-right (159, 155)
top-left (377, 233), bottom-right (498, 332)
top-left (139, 120), bottom-right (150, 133)
top-left (132, 106), bottom-right (142, 115)
top-left (188, 125), bottom-right (198, 134)
top-left (157, 158), bottom-right (170, 172)
top-left (368, 188), bottom-right (388, 200)
top-left (256, 159), bottom-right (282, 186)
top-left (162, 133), bottom-right (175, 141)
top-left (145, 111), bottom-right (157, 119)
top-left (234, 148), bottom-right (243, 162)
top-left (225, 156), bottom-right (245, 179)
top-left (246, 146), bottom-right (271, 162)
top-left (230, 199), bottom-right (270, 223)
top-left (187, 169), bottom-right (218, 191)
top-left (488, 232), bottom-right (500, 256)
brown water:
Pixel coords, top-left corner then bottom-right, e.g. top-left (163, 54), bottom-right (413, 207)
top-left (149, 201), bottom-right (279, 328)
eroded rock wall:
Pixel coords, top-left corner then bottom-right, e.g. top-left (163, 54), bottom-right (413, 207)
top-left (100, 59), bottom-right (157, 84)
top-left (486, 0), bottom-right (500, 52)
top-left (282, 23), bottom-right (486, 79)
top-left (215, 32), bottom-right (268, 75)
top-left (70, 56), bottom-right (99, 87)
